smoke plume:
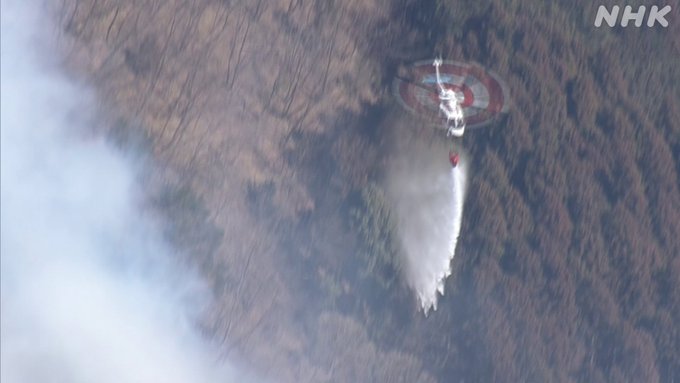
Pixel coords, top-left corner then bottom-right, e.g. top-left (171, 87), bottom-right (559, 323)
top-left (0, 1), bottom-right (255, 382)
top-left (386, 137), bottom-right (468, 314)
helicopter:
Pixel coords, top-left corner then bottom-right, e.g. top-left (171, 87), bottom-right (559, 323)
top-left (392, 58), bottom-right (509, 168)
top-left (434, 58), bottom-right (464, 167)
top-left (433, 58), bottom-right (465, 140)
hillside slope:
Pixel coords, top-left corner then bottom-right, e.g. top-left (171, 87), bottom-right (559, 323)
top-left (56, 0), bottom-right (679, 381)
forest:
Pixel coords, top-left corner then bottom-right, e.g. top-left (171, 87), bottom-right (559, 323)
top-left (56, 0), bottom-right (679, 381)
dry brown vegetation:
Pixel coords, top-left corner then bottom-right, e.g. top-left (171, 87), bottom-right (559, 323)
top-left (54, 0), bottom-right (679, 382)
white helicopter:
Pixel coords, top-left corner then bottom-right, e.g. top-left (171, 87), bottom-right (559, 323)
top-left (433, 58), bottom-right (465, 167)
top-left (392, 57), bottom-right (473, 168)
top-left (433, 58), bottom-right (465, 138)
top-left (394, 57), bottom-right (510, 167)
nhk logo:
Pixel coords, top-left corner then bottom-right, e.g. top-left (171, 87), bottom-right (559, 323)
top-left (594, 5), bottom-right (672, 27)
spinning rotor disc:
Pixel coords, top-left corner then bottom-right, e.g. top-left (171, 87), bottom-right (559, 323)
top-left (393, 60), bottom-right (509, 129)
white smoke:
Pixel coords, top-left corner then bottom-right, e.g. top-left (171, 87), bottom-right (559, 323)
top-left (386, 138), bottom-right (467, 314)
top-left (0, 1), bottom-right (255, 382)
